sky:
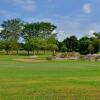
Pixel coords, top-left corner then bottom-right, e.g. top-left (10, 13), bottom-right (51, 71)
top-left (0, 0), bottom-right (100, 41)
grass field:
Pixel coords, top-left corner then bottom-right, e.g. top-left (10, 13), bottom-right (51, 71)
top-left (0, 55), bottom-right (100, 100)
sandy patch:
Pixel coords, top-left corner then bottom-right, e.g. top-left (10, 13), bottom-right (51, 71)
top-left (14, 58), bottom-right (47, 63)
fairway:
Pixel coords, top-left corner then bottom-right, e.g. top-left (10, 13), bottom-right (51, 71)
top-left (0, 55), bottom-right (100, 100)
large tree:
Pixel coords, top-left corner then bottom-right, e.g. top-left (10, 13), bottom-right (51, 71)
top-left (39, 22), bottom-right (57, 39)
top-left (22, 22), bottom-right (56, 39)
top-left (0, 18), bottom-right (23, 40)
top-left (47, 36), bottom-right (58, 55)
top-left (63, 36), bottom-right (78, 52)
top-left (78, 36), bottom-right (95, 54)
top-left (1, 39), bottom-right (18, 54)
top-left (22, 22), bottom-right (57, 54)
top-left (0, 18), bottom-right (23, 54)
top-left (94, 32), bottom-right (100, 53)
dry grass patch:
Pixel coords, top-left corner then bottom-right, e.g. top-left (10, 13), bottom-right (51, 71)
top-left (14, 58), bottom-right (47, 63)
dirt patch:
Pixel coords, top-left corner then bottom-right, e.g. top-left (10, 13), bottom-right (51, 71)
top-left (14, 58), bottom-right (47, 63)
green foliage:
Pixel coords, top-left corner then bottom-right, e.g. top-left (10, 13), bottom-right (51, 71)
top-left (61, 44), bottom-right (67, 52)
top-left (94, 32), bottom-right (100, 52)
top-left (78, 37), bottom-right (90, 54)
top-left (63, 36), bottom-right (78, 52)
top-left (22, 22), bottom-right (57, 39)
top-left (0, 18), bottom-right (23, 54)
top-left (88, 44), bottom-right (94, 54)
top-left (0, 18), bottom-right (23, 40)
top-left (2, 39), bottom-right (18, 54)
top-left (0, 41), bottom-right (4, 50)
top-left (78, 36), bottom-right (99, 54)
top-left (0, 18), bottom-right (100, 55)
top-left (22, 22), bottom-right (57, 54)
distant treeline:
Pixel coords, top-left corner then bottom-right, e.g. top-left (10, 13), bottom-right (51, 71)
top-left (0, 18), bottom-right (100, 55)
top-left (59, 35), bottom-right (100, 54)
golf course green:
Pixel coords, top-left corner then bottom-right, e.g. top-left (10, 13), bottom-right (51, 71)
top-left (0, 55), bottom-right (100, 100)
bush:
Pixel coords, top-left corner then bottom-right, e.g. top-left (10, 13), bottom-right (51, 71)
top-left (60, 52), bottom-right (78, 58)
top-left (46, 55), bottom-right (57, 60)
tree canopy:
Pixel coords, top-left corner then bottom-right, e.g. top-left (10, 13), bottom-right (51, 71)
top-left (0, 18), bottom-right (100, 55)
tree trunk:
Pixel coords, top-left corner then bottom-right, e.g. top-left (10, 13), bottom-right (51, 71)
top-left (27, 51), bottom-right (30, 55)
top-left (33, 50), bottom-right (35, 55)
top-left (16, 50), bottom-right (19, 55)
top-left (6, 50), bottom-right (10, 55)
top-left (44, 50), bottom-right (46, 54)
top-left (36, 50), bottom-right (39, 55)
top-left (6, 50), bottom-right (9, 55)
top-left (53, 50), bottom-right (56, 56)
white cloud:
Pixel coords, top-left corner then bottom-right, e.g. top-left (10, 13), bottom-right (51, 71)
top-left (56, 16), bottom-right (81, 36)
top-left (25, 17), bottom-right (54, 23)
top-left (58, 31), bottom-right (65, 35)
top-left (88, 30), bottom-right (95, 37)
top-left (52, 30), bottom-right (56, 34)
top-left (52, 15), bottom-right (100, 40)
top-left (89, 23), bottom-right (100, 32)
top-left (83, 3), bottom-right (92, 14)
top-left (57, 30), bottom-right (67, 41)
top-left (11, 0), bottom-right (36, 11)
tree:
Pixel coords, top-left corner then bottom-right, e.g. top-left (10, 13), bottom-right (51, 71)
top-left (78, 37), bottom-right (90, 54)
top-left (23, 37), bottom-right (33, 55)
top-left (22, 22), bottom-right (57, 55)
top-left (0, 41), bottom-right (4, 50)
top-left (94, 32), bottom-right (100, 53)
top-left (63, 35), bottom-right (78, 52)
top-left (0, 18), bottom-right (23, 40)
top-left (89, 37), bottom-right (99, 53)
top-left (88, 44), bottom-right (94, 54)
top-left (0, 18), bottom-right (23, 54)
top-left (30, 37), bottom-right (48, 55)
top-left (22, 22), bottom-right (57, 39)
top-left (61, 44), bottom-right (67, 52)
top-left (2, 39), bottom-right (18, 54)
top-left (47, 37), bottom-right (58, 55)
top-left (39, 22), bottom-right (57, 39)
top-left (47, 44), bottom-right (58, 56)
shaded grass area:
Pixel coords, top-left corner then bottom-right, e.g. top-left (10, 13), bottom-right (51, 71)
top-left (0, 55), bottom-right (100, 100)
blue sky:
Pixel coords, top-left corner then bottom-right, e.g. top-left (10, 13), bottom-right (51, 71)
top-left (0, 0), bottom-right (100, 41)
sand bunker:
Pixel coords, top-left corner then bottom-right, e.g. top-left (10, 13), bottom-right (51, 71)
top-left (14, 58), bottom-right (47, 63)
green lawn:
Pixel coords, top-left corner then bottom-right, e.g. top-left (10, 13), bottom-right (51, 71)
top-left (0, 55), bottom-right (100, 100)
